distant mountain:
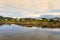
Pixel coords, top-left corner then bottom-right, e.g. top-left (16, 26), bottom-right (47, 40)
top-left (40, 15), bottom-right (56, 18)
top-left (56, 15), bottom-right (60, 18)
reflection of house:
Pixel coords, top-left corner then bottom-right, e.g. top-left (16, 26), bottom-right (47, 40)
top-left (32, 27), bottom-right (37, 29)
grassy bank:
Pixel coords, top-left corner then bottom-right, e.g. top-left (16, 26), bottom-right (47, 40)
top-left (0, 19), bottom-right (60, 28)
top-left (0, 16), bottom-right (60, 28)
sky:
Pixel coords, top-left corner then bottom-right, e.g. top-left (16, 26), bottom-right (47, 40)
top-left (0, 0), bottom-right (60, 18)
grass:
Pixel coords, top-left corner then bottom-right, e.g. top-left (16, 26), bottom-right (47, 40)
top-left (0, 19), bottom-right (60, 28)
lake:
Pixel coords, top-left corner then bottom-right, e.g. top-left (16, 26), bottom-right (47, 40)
top-left (0, 24), bottom-right (60, 40)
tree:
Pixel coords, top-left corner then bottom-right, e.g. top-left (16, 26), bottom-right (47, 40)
top-left (48, 19), bottom-right (55, 22)
top-left (42, 18), bottom-right (47, 21)
top-left (0, 16), bottom-right (4, 19)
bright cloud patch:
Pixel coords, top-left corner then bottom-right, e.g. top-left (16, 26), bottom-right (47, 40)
top-left (0, 0), bottom-right (60, 18)
top-left (0, 6), bottom-right (40, 18)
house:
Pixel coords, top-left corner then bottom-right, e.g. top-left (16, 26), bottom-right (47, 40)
top-left (16, 18), bottom-right (20, 21)
top-left (24, 18), bottom-right (33, 20)
top-left (52, 17), bottom-right (60, 21)
top-left (34, 17), bottom-right (42, 20)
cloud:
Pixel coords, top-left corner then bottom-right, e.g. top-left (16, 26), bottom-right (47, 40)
top-left (0, 0), bottom-right (49, 12)
top-left (0, 5), bottom-right (40, 18)
top-left (0, 0), bottom-right (60, 18)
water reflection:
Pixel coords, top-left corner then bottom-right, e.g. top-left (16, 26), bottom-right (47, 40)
top-left (0, 24), bottom-right (60, 40)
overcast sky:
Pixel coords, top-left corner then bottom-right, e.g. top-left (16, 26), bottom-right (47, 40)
top-left (0, 0), bottom-right (60, 18)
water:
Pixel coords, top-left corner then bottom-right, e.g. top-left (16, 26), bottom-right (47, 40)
top-left (0, 24), bottom-right (60, 40)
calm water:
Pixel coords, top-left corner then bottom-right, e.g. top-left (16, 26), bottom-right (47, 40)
top-left (0, 24), bottom-right (60, 40)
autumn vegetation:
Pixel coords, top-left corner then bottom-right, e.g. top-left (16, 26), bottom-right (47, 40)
top-left (0, 16), bottom-right (60, 28)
